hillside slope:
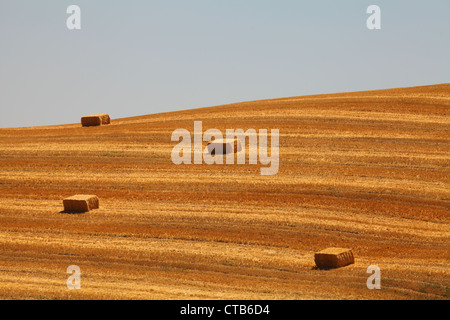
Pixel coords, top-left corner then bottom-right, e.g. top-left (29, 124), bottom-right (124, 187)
top-left (0, 84), bottom-right (448, 299)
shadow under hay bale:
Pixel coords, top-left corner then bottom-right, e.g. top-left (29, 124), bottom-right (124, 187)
top-left (59, 210), bottom-right (85, 215)
top-left (81, 114), bottom-right (110, 127)
top-left (62, 195), bottom-right (99, 213)
top-left (314, 248), bottom-right (354, 269)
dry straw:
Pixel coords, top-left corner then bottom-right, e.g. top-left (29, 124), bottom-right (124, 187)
top-left (206, 138), bottom-right (242, 155)
top-left (314, 248), bottom-right (354, 269)
top-left (63, 195), bottom-right (99, 213)
top-left (81, 114), bottom-right (110, 127)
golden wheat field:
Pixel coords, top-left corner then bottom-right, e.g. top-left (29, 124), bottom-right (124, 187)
top-left (0, 84), bottom-right (448, 300)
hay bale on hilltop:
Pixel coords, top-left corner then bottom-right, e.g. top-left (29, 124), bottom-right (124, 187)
top-left (207, 138), bottom-right (242, 155)
top-left (314, 248), bottom-right (354, 269)
top-left (81, 114), bottom-right (110, 127)
top-left (63, 195), bottom-right (99, 213)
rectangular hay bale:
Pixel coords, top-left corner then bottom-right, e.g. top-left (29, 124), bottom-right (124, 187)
top-left (81, 114), bottom-right (110, 127)
top-left (206, 138), bottom-right (242, 155)
top-left (314, 247), bottom-right (354, 269)
top-left (63, 195), bottom-right (99, 213)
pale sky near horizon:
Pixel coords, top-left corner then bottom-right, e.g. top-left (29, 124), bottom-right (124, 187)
top-left (0, 0), bottom-right (449, 128)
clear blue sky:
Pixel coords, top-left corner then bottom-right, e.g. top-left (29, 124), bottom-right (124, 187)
top-left (0, 0), bottom-right (449, 128)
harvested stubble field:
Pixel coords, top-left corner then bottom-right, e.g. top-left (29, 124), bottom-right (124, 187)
top-left (0, 84), bottom-right (448, 300)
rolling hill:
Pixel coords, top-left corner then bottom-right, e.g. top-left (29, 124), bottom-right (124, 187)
top-left (0, 84), bottom-right (448, 299)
